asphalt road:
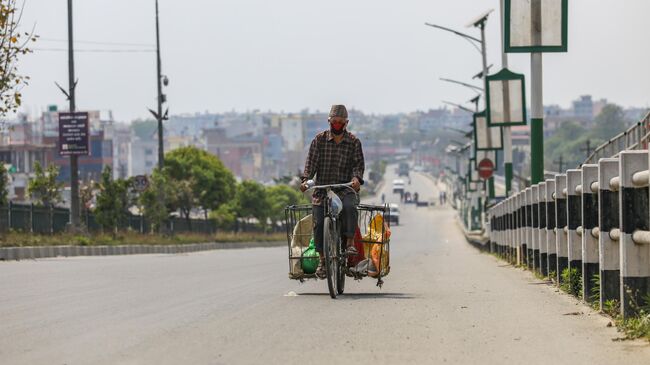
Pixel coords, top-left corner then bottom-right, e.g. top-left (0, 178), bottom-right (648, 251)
top-left (2, 168), bottom-right (650, 364)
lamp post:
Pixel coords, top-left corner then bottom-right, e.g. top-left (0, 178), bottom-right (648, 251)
top-left (426, 11), bottom-right (498, 200)
top-left (442, 100), bottom-right (476, 114)
top-left (500, 0), bottom-right (514, 196)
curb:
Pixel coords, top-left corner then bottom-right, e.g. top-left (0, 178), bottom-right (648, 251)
top-left (454, 215), bottom-right (490, 251)
top-left (0, 241), bottom-right (285, 261)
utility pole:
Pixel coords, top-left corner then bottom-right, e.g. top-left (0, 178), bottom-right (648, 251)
top-left (67, 0), bottom-right (80, 230)
top-left (154, 0), bottom-right (165, 170)
top-left (147, 0), bottom-right (168, 170)
top-left (476, 17), bottom-right (496, 201)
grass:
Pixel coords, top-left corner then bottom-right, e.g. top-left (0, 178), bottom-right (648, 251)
top-left (590, 274), bottom-right (601, 310)
top-left (0, 231), bottom-right (285, 247)
top-left (616, 314), bottom-right (650, 341)
top-left (560, 267), bottom-right (582, 296)
top-left (608, 292), bottom-right (650, 342)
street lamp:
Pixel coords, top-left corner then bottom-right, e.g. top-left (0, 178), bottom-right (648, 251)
top-left (426, 11), bottom-right (500, 200)
top-left (442, 100), bottom-right (475, 114)
top-left (439, 77), bottom-right (484, 92)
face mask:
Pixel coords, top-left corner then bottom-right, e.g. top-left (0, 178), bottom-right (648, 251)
top-left (330, 122), bottom-right (345, 135)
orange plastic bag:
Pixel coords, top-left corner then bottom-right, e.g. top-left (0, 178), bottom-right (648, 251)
top-left (362, 214), bottom-right (391, 277)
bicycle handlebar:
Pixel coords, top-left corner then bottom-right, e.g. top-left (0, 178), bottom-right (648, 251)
top-left (303, 180), bottom-right (358, 194)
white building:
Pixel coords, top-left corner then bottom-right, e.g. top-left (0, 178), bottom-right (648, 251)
top-left (128, 137), bottom-right (158, 177)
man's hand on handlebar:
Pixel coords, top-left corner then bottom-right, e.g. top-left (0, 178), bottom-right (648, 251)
top-left (351, 177), bottom-right (361, 192)
top-left (300, 182), bottom-right (308, 193)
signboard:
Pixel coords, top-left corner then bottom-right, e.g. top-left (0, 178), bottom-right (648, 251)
top-left (474, 150), bottom-right (499, 170)
top-left (473, 111), bottom-right (504, 151)
top-left (486, 68), bottom-right (527, 127)
top-left (58, 112), bottom-right (90, 156)
top-left (134, 175), bottom-right (149, 191)
top-left (505, 0), bottom-right (568, 53)
top-left (478, 158), bottom-right (494, 180)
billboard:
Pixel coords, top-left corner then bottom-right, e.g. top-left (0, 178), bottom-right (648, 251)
top-left (59, 112), bottom-right (90, 156)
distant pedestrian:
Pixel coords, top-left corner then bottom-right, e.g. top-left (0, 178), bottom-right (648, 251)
top-left (381, 193), bottom-right (385, 205)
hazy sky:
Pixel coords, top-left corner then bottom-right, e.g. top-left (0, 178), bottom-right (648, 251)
top-left (14, 0), bottom-right (650, 122)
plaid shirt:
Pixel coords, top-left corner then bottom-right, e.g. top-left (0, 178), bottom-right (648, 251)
top-left (302, 130), bottom-right (365, 202)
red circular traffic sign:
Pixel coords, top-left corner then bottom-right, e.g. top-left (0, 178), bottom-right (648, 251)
top-left (478, 158), bottom-right (494, 179)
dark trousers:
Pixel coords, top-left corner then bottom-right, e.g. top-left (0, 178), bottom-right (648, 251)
top-left (312, 193), bottom-right (358, 253)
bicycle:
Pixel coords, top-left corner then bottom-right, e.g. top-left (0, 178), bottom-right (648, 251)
top-left (303, 180), bottom-right (356, 299)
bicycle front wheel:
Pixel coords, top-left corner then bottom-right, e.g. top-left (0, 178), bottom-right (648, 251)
top-left (323, 216), bottom-right (338, 299)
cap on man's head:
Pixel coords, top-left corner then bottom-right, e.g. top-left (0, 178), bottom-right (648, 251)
top-left (329, 104), bottom-right (348, 119)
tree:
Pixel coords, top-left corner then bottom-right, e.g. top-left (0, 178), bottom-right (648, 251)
top-left (209, 203), bottom-right (237, 232)
top-left (590, 104), bottom-right (627, 140)
top-left (266, 184), bottom-right (307, 228)
top-left (79, 180), bottom-right (94, 216)
top-left (130, 119), bottom-right (157, 139)
top-left (138, 169), bottom-right (170, 233)
top-left (0, 163), bottom-right (7, 206)
top-left (94, 166), bottom-right (133, 236)
top-left (164, 146), bottom-right (236, 226)
top-left (233, 180), bottom-right (270, 231)
top-left (0, 1), bottom-right (37, 116)
top-left (27, 161), bottom-right (63, 208)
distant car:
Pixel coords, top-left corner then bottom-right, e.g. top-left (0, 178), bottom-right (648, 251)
top-left (388, 203), bottom-right (400, 226)
top-left (398, 162), bottom-right (410, 177)
top-left (392, 179), bottom-right (405, 194)
top-left (413, 165), bottom-right (424, 172)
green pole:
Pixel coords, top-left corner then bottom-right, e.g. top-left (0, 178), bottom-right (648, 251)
top-left (530, 1), bottom-right (544, 184)
top-left (531, 52), bottom-right (544, 184)
top-left (505, 161), bottom-right (513, 195)
top-left (500, 0), bottom-right (513, 196)
top-left (488, 176), bottom-right (495, 198)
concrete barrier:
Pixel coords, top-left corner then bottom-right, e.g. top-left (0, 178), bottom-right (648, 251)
top-left (507, 196), bottom-right (517, 264)
top-left (515, 192), bottom-right (526, 265)
top-left (532, 185), bottom-right (540, 273)
top-left (490, 203), bottom-right (499, 255)
top-left (598, 158), bottom-right (620, 309)
top-left (546, 179), bottom-right (557, 277)
top-left (555, 174), bottom-right (569, 285)
top-left (523, 189), bottom-right (531, 268)
top-left (538, 182), bottom-right (548, 276)
top-left (619, 150), bottom-right (650, 317)
top-left (567, 169), bottom-right (583, 295)
top-left (581, 164), bottom-right (600, 303)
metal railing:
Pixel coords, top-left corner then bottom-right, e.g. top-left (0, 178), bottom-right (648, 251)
top-left (582, 111), bottom-right (650, 166)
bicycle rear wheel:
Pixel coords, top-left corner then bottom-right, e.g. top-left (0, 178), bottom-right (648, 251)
top-left (323, 216), bottom-right (338, 299)
top-left (337, 235), bottom-right (346, 295)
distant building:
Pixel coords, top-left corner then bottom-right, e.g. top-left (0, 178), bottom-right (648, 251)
top-left (112, 124), bottom-right (132, 179)
top-left (572, 95), bottom-right (594, 121)
top-left (203, 128), bottom-right (263, 180)
top-left (128, 135), bottom-right (158, 177)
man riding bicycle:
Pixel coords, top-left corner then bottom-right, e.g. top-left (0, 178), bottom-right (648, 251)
top-left (300, 104), bottom-right (365, 279)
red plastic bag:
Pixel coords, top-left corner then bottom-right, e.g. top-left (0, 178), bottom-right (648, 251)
top-left (348, 227), bottom-right (366, 267)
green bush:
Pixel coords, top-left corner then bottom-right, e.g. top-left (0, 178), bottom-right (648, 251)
top-left (560, 268), bottom-right (582, 296)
